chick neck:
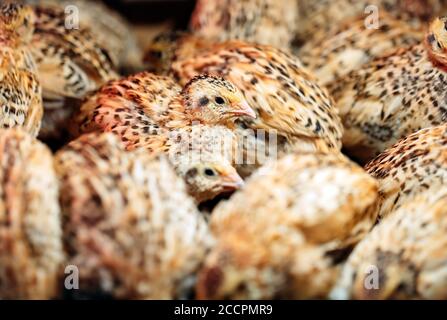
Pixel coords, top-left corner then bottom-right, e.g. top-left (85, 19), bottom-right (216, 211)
top-left (162, 95), bottom-right (201, 129)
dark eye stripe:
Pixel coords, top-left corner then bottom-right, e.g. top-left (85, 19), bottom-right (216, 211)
top-left (186, 168), bottom-right (198, 178)
top-left (428, 34), bottom-right (436, 44)
top-left (199, 96), bottom-right (209, 107)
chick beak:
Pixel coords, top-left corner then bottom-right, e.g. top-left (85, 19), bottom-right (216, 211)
top-left (230, 101), bottom-right (257, 119)
top-left (220, 172), bottom-right (244, 191)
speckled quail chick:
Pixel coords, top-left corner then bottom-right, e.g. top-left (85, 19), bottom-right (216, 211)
top-left (26, 0), bottom-right (142, 74)
top-left (190, 0), bottom-right (299, 49)
top-left (154, 36), bottom-right (343, 150)
top-left (299, 12), bottom-right (424, 87)
top-left (145, 35), bottom-right (344, 175)
top-left (196, 152), bottom-right (379, 299)
top-left (54, 132), bottom-right (212, 299)
top-left (0, 3), bottom-right (43, 136)
top-left (0, 128), bottom-right (64, 299)
top-left (28, 3), bottom-right (118, 142)
top-left (365, 124), bottom-right (447, 219)
top-left (331, 17), bottom-right (447, 163)
top-left (331, 190), bottom-right (447, 300)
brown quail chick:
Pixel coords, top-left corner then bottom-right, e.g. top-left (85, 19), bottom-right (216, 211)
top-left (296, 0), bottom-right (443, 44)
top-left (26, 0), bottom-right (142, 74)
top-left (365, 124), bottom-right (447, 220)
top-left (145, 35), bottom-right (344, 175)
top-left (72, 72), bottom-right (250, 202)
top-left (28, 4), bottom-right (118, 143)
top-left (331, 17), bottom-right (447, 163)
top-left (299, 12), bottom-right (423, 87)
top-left (0, 128), bottom-right (64, 299)
top-left (190, 0), bottom-right (299, 49)
top-left (173, 39), bottom-right (345, 173)
top-left (0, 3), bottom-right (43, 136)
top-left (331, 190), bottom-right (447, 300)
top-left (54, 132), bottom-right (212, 299)
top-left (196, 152), bottom-right (379, 299)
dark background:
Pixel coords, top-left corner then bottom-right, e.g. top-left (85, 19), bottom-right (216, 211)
top-left (103, 0), bottom-right (196, 28)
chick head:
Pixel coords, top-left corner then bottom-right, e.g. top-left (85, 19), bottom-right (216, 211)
top-left (179, 160), bottom-right (243, 203)
top-left (181, 75), bottom-right (255, 125)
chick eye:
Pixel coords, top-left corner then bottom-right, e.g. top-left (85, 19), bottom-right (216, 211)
top-left (215, 96), bottom-right (225, 105)
top-left (204, 168), bottom-right (216, 177)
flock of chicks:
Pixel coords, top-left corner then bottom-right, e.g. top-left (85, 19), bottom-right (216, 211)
top-left (1, 0), bottom-right (447, 300)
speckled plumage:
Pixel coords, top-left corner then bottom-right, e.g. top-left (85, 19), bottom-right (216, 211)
top-left (149, 36), bottom-right (344, 161)
top-left (28, 4), bottom-right (118, 140)
top-left (299, 13), bottom-right (423, 87)
top-left (190, 0), bottom-right (299, 49)
top-left (331, 190), bottom-right (447, 300)
top-left (331, 17), bottom-right (447, 162)
top-left (27, 0), bottom-right (142, 73)
top-left (0, 3), bottom-right (43, 136)
top-left (144, 32), bottom-right (214, 75)
top-left (54, 132), bottom-right (212, 299)
top-left (0, 128), bottom-right (64, 299)
top-left (365, 124), bottom-right (447, 219)
top-left (197, 152), bottom-right (379, 299)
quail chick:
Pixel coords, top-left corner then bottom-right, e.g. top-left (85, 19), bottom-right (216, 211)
top-left (27, 0), bottom-right (142, 74)
top-left (196, 152), bottom-right (379, 299)
top-left (28, 4), bottom-right (118, 142)
top-left (73, 72), bottom-right (249, 202)
top-left (299, 12), bottom-right (423, 87)
top-left (331, 17), bottom-right (447, 163)
top-left (365, 124), bottom-right (447, 219)
top-left (54, 132), bottom-right (212, 299)
top-left (296, 0), bottom-right (443, 44)
top-left (0, 3), bottom-right (43, 136)
top-left (0, 128), bottom-right (64, 299)
top-left (146, 36), bottom-right (344, 167)
top-left (331, 190), bottom-right (447, 300)
top-left (190, 0), bottom-right (299, 49)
